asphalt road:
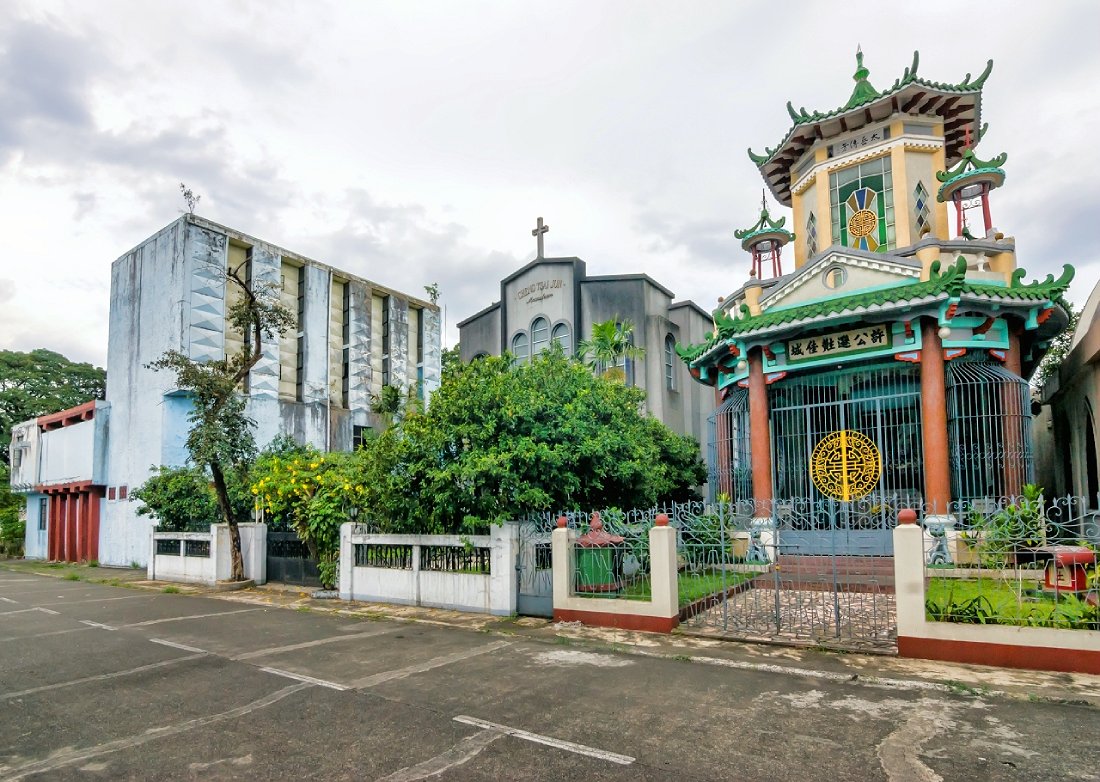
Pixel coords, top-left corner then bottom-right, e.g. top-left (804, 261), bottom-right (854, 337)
top-left (1, 569), bottom-right (1098, 781)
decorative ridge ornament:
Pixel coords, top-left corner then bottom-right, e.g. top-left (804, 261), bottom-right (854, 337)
top-left (843, 46), bottom-right (880, 111)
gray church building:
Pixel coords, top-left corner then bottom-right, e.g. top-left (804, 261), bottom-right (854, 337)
top-left (458, 250), bottom-right (713, 450)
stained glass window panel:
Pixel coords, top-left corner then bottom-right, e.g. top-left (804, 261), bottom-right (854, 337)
top-left (829, 156), bottom-right (895, 253)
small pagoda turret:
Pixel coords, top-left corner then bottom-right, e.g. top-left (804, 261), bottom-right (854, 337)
top-left (734, 195), bottom-right (795, 279)
top-left (936, 130), bottom-right (1007, 239)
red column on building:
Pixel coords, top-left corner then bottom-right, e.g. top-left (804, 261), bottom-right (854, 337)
top-left (1002, 320), bottom-right (1025, 497)
top-left (88, 488), bottom-right (102, 563)
top-left (920, 319), bottom-right (952, 514)
top-left (47, 494), bottom-right (58, 560)
top-left (748, 348), bottom-right (774, 518)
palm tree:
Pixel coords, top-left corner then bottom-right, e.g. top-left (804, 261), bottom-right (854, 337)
top-left (577, 318), bottom-right (645, 382)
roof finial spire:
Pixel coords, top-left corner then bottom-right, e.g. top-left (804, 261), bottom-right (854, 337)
top-left (761, 189), bottom-right (767, 214)
top-left (853, 44), bottom-right (869, 82)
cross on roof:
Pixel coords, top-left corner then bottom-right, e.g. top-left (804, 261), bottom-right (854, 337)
top-left (531, 216), bottom-right (549, 258)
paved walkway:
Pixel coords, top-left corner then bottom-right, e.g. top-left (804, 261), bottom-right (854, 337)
top-left (2, 563), bottom-right (1099, 780)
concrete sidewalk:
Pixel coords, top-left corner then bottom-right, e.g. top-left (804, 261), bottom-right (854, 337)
top-left (6, 559), bottom-right (1099, 710)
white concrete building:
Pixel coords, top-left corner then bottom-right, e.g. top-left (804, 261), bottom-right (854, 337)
top-left (11, 214), bottom-right (441, 566)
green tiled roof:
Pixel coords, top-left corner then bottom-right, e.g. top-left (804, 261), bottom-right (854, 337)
top-left (734, 201), bottom-right (794, 248)
top-left (747, 50), bottom-right (993, 167)
top-left (936, 145), bottom-right (1008, 201)
top-left (676, 258), bottom-right (1074, 366)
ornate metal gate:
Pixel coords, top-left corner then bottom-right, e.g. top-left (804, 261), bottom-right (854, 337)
top-left (266, 529), bottom-right (321, 587)
top-left (516, 518), bottom-right (556, 616)
top-left (673, 501), bottom-right (896, 651)
top-left (769, 364), bottom-right (923, 555)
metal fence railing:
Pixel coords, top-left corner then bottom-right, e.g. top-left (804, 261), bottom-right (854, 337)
top-left (922, 493), bottom-right (1100, 631)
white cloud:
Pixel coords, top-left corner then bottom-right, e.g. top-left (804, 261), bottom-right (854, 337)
top-left (0, 0), bottom-right (1097, 364)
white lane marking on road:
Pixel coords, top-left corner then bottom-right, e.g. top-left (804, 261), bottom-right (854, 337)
top-left (258, 667), bottom-right (348, 691)
top-left (122, 607), bottom-right (263, 627)
top-left (0, 682), bottom-right (309, 781)
top-left (0, 606), bottom-right (58, 616)
top-left (453, 716), bottom-right (636, 766)
top-left (631, 649), bottom-right (967, 695)
top-left (0, 596), bottom-right (17, 603)
top-left (349, 640), bottom-right (512, 689)
top-left (149, 638), bottom-right (207, 653)
top-left (376, 730), bottom-right (505, 781)
top-left (0, 627), bottom-right (94, 643)
top-left (80, 620), bottom-right (117, 630)
top-left (0, 654), bottom-right (207, 700)
top-left (232, 627), bottom-right (398, 660)
top-left (38, 595), bottom-right (154, 607)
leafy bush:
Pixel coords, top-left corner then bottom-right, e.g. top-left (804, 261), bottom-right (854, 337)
top-left (132, 465), bottom-right (251, 532)
top-left (0, 465), bottom-right (25, 556)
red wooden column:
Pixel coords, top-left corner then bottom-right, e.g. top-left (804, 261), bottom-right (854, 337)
top-left (88, 488), bottom-right (102, 562)
top-left (66, 492), bottom-right (77, 562)
top-left (47, 494), bottom-right (59, 560)
top-left (748, 348), bottom-right (774, 518)
top-left (1002, 320), bottom-right (1025, 497)
top-left (920, 319), bottom-right (952, 514)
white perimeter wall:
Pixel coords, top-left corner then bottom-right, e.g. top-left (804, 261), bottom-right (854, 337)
top-left (339, 524), bottom-right (518, 615)
top-left (149, 524), bottom-right (266, 586)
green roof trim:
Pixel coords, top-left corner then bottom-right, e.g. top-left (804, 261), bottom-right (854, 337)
top-left (935, 145), bottom-right (1008, 201)
top-left (747, 50), bottom-right (994, 166)
top-left (677, 258), bottom-right (1075, 367)
top-left (734, 201), bottom-right (795, 246)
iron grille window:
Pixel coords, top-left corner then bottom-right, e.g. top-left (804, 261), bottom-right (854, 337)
top-left (354, 544), bottom-right (413, 569)
top-left (768, 363), bottom-right (924, 509)
top-left (184, 539), bottom-right (211, 558)
top-left (806, 212), bottom-right (818, 256)
top-left (420, 545), bottom-right (492, 574)
top-left (38, 498), bottom-right (47, 531)
top-left (945, 360), bottom-right (1033, 504)
top-left (156, 539), bottom-right (181, 556)
top-left (708, 388), bottom-right (753, 502)
top-left (352, 425), bottom-right (368, 450)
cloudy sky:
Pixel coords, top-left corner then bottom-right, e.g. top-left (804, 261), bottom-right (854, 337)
top-left (2, 1), bottom-right (1097, 367)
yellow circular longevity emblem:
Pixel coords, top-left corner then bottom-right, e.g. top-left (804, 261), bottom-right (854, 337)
top-left (810, 429), bottom-right (882, 502)
top-left (847, 209), bottom-right (878, 239)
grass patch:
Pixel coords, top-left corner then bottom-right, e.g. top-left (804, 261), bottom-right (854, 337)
top-left (926, 577), bottom-right (1099, 629)
top-left (162, 585), bottom-right (181, 594)
top-left (63, 572), bottom-right (81, 581)
top-left (595, 568), bottom-right (758, 606)
top-left (87, 560), bottom-right (98, 568)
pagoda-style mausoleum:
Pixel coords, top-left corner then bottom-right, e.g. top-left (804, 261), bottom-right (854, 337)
top-left (678, 50), bottom-right (1073, 551)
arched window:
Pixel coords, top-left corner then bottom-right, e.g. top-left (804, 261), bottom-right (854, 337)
top-left (511, 332), bottom-right (529, 365)
top-left (530, 317), bottom-right (550, 356)
top-left (664, 335), bottom-right (676, 390)
top-left (551, 322), bottom-right (570, 353)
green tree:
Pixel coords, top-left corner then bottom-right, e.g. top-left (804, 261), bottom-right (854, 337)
top-left (0, 349), bottom-right (106, 465)
top-left (0, 463), bottom-right (24, 556)
top-left (577, 318), bottom-right (645, 382)
top-left (441, 344), bottom-right (462, 374)
top-left (1033, 301), bottom-right (1080, 389)
top-left (358, 347), bottom-right (705, 533)
top-left (251, 444), bottom-right (364, 589)
top-left (147, 242), bottom-right (295, 580)
top-left (131, 465), bottom-right (251, 533)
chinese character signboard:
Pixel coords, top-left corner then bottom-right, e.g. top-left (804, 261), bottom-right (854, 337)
top-left (787, 325), bottom-right (890, 362)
